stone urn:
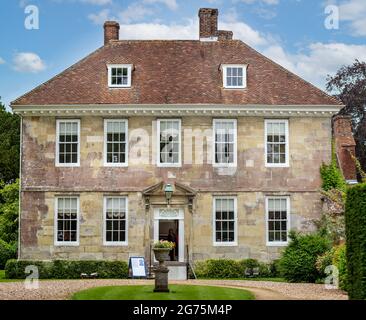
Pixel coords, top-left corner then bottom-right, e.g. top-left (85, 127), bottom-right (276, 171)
top-left (153, 248), bottom-right (170, 264)
top-left (153, 248), bottom-right (170, 292)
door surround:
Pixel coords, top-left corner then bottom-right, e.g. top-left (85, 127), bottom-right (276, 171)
top-left (153, 208), bottom-right (184, 262)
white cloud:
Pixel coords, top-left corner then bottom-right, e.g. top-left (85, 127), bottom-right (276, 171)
top-left (143, 0), bottom-right (178, 10)
top-left (0, 57), bottom-right (5, 64)
top-left (118, 20), bottom-right (197, 40)
top-left (263, 42), bottom-right (366, 89)
top-left (13, 52), bottom-right (46, 73)
top-left (88, 8), bottom-right (113, 24)
top-left (118, 3), bottom-right (154, 23)
top-left (337, 0), bottom-right (366, 36)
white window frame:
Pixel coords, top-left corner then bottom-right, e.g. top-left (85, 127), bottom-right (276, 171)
top-left (55, 119), bottom-right (80, 167)
top-left (212, 119), bottom-right (237, 167)
top-left (212, 196), bottom-right (238, 247)
top-left (222, 64), bottom-right (247, 89)
top-left (107, 64), bottom-right (132, 88)
top-left (103, 196), bottom-right (128, 246)
top-left (156, 119), bottom-right (182, 167)
top-left (54, 196), bottom-right (80, 246)
top-left (103, 119), bottom-right (129, 167)
top-left (265, 196), bottom-right (290, 247)
top-left (264, 119), bottom-right (290, 168)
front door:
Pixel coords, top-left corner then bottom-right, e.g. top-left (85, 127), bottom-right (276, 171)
top-left (154, 208), bottom-right (184, 262)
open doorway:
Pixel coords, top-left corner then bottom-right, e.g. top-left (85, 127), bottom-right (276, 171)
top-left (159, 220), bottom-right (178, 261)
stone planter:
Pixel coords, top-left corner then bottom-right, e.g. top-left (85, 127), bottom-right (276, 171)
top-left (153, 248), bottom-right (170, 292)
top-left (153, 248), bottom-right (170, 264)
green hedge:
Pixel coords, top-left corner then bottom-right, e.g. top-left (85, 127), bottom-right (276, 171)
top-left (0, 240), bottom-right (16, 269)
top-left (194, 258), bottom-right (273, 279)
top-left (278, 231), bottom-right (331, 283)
top-left (345, 183), bottom-right (366, 299)
top-left (5, 260), bottom-right (129, 279)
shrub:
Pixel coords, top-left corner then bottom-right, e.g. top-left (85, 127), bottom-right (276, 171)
top-left (333, 244), bottom-right (348, 291)
top-left (5, 260), bottom-right (128, 279)
top-left (205, 259), bottom-right (241, 278)
top-left (278, 231), bottom-right (331, 282)
top-left (194, 258), bottom-right (273, 279)
top-left (345, 183), bottom-right (366, 299)
top-left (0, 239), bottom-right (16, 269)
top-left (320, 162), bottom-right (346, 192)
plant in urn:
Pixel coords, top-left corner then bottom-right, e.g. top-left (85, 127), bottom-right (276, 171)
top-left (152, 240), bottom-right (175, 292)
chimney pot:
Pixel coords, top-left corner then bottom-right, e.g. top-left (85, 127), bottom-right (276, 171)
top-left (104, 21), bottom-right (120, 45)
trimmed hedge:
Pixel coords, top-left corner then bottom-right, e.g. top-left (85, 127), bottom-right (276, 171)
top-left (5, 260), bottom-right (129, 279)
top-left (194, 258), bottom-right (273, 279)
top-left (278, 231), bottom-right (331, 283)
top-left (345, 183), bottom-right (366, 299)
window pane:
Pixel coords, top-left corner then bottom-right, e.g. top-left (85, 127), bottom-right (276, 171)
top-left (56, 197), bottom-right (78, 243)
top-left (159, 120), bottom-right (180, 164)
top-left (215, 198), bottom-right (235, 243)
top-left (105, 121), bottom-right (127, 164)
top-left (104, 197), bottom-right (127, 243)
top-left (267, 198), bottom-right (288, 242)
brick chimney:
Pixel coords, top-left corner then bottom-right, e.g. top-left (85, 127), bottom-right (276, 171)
top-left (198, 8), bottom-right (233, 41)
top-left (104, 21), bottom-right (120, 45)
top-left (333, 115), bottom-right (357, 182)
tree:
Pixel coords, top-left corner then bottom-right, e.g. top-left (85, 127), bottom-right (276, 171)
top-left (326, 60), bottom-right (366, 173)
top-left (0, 180), bottom-right (19, 244)
top-left (0, 99), bottom-right (20, 183)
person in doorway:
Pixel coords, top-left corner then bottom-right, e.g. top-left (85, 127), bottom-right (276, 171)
top-left (167, 228), bottom-right (177, 261)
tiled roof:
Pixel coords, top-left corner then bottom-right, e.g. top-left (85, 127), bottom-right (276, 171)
top-left (11, 39), bottom-right (342, 106)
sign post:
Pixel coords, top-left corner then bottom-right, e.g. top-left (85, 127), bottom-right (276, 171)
top-left (128, 257), bottom-right (147, 279)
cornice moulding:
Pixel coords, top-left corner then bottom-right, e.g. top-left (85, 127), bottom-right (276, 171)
top-left (11, 104), bottom-right (342, 117)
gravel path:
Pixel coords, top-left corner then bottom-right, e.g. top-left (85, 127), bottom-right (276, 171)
top-left (0, 279), bottom-right (348, 300)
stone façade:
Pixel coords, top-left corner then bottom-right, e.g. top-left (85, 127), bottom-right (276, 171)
top-left (19, 115), bottom-right (332, 261)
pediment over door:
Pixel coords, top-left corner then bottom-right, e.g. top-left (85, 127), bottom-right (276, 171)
top-left (142, 181), bottom-right (196, 211)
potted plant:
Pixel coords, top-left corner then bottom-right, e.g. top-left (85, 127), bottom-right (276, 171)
top-left (153, 240), bottom-right (175, 263)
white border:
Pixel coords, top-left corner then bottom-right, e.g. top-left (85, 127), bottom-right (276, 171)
top-left (156, 119), bottom-right (182, 167)
top-left (103, 119), bottom-right (129, 167)
top-left (54, 196), bottom-right (80, 246)
top-left (55, 119), bottom-right (80, 167)
top-left (107, 64), bottom-right (132, 88)
top-left (264, 119), bottom-right (289, 168)
top-left (222, 64), bottom-right (247, 89)
top-left (212, 119), bottom-right (237, 168)
top-left (212, 196), bottom-right (238, 247)
top-left (265, 196), bottom-right (290, 247)
top-left (103, 196), bottom-right (129, 246)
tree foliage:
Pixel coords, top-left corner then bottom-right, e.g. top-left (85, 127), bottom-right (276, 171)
top-left (0, 180), bottom-right (19, 244)
top-left (0, 99), bottom-right (20, 184)
top-left (326, 60), bottom-right (366, 173)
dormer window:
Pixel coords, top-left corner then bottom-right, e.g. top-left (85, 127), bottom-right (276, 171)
top-left (107, 64), bottom-right (132, 88)
top-left (222, 64), bottom-right (247, 89)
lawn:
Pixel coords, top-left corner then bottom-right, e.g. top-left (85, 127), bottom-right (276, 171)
top-left (72, 285), bottom-right (255, 300)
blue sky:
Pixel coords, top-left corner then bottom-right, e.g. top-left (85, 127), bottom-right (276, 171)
top-left (0, 0), bottom-right (366, 109)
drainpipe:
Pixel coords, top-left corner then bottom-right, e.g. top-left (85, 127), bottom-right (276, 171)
top-left (17, 114), bottom-right (23, 260)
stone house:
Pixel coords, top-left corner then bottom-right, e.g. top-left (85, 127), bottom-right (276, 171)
top-left (11, 8), bottom-right (345, 279)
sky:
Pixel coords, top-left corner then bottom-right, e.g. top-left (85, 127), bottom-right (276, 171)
top-left (0, 0), bottom-right (366, 109)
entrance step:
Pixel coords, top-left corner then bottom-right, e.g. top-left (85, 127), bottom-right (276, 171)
top-left (153, 262), bottom-right (187, 280)
top-left (167, 265), bottom-right (187, 280)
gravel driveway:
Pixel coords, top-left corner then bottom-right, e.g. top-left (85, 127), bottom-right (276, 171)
top-left (0, 279), bottom-right (348, 300)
